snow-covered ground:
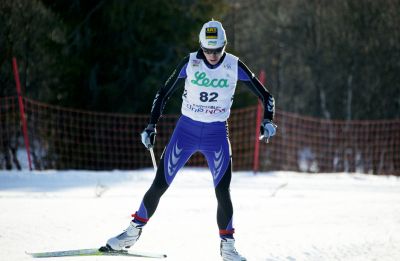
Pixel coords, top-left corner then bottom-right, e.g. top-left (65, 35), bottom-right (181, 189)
top-left (0, 168), bottom-right (399, 261)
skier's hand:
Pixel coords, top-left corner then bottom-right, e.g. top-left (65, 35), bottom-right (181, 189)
top-left (140, 124), bottom-right (156, 149)
top-left (259, 119), bottom-right (277, 143)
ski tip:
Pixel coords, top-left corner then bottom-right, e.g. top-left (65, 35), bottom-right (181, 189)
top-left (25, 251), bottom-right (39, 257)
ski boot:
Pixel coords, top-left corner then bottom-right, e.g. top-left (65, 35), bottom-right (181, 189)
top-left (220, 238), bottom-right (247, 261)
top-left (106, 221), bottom-right (143, 251)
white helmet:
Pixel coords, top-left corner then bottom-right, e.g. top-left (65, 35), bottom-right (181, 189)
top-left (199, 20), bottom-right (227, 49)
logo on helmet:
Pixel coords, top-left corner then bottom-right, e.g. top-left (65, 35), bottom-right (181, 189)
top-left (205, 27), bottom-right (218, 39)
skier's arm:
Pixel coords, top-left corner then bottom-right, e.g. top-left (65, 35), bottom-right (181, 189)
top-left (237, 60), bottom-right (275, 121)
top-left (149, 56), bottom-right (189, 125)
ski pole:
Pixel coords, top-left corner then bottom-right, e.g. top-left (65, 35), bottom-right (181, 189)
top-left (149, 147), bottom-right (157, 172)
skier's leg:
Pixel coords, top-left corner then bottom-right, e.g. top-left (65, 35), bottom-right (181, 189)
top-left (202, 127), bottom-right (246, 260)
top-left (107, 148), bottom-right (192, 251)
top-left (214, 160), bottom-right (234, 238)
top-left (213, 161), bottom-right (246, 261)
top-left (132, 144), bottom-right (193, 223)
top-left (132, 154), bottom-right (169, 224)
top-left (202, 140), bottom-right (234, 237)
top-left (133, 125), bottom-right (195, 222)
top-left (106, 117), bottom-right (195, 250)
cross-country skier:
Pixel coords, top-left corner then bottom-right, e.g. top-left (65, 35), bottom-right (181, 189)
top-left (104, 20), bottom-right (276, 261)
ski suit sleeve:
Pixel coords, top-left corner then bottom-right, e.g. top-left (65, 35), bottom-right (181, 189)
top-left (149, 56), bottom-right (189, 125)
top-left (237, 59), bottom-right (275, 121)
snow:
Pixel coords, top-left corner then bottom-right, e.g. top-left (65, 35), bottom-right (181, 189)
top-left (1, 168), bottom-right (400, 261)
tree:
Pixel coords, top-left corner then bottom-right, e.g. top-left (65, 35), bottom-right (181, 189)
top-left (0, 0), bottom-right (62, 100)
top-left (40, 0), bottom-right (228, 114)
top-left (228, 0), bottom-right (400, 120)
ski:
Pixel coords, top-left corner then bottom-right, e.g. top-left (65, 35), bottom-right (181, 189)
top-left (26, 247), bottom-right (167, 258)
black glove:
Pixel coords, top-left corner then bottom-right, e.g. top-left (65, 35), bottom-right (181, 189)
top-left (140, 124), bottom-right (156, 149)
top-left (259, 119), bottom-right (277, 143)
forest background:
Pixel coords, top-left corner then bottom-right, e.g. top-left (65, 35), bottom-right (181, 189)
top-left (1, 0), bottom-right (399, 120)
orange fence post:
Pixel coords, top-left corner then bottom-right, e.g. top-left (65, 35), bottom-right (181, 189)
top-left (12, 57), bottom-right (33, 171)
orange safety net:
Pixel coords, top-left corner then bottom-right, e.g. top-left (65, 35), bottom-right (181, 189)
top-left (1, 96), bottom-right (399, 175)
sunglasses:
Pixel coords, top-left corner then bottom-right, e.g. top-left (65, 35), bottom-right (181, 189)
top-left (201, 46), bottom-right (224, 55)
